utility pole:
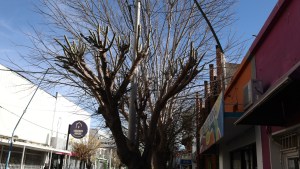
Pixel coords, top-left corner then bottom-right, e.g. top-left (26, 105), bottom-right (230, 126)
top-left (195, 93), bottom-right (200, 169)
top-left (128, 0), bottom-right (141, 145)
top-left (50, 92), bottom-right (58, 146)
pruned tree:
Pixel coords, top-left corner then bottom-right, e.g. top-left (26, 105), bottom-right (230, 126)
top-left (71, 135), bottom-right (102, 169)
top-left (56, 24), bottom-right (201, 169)
top-left (13, 0), bottom-right (239, 168)
top-left (149, 90), bottom-right (197, 169)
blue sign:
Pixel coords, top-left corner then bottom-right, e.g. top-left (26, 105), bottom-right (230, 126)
top-left (180, 159), bottom-right (192, 165)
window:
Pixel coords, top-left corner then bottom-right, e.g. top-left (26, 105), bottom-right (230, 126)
top-left (230, 144), bottom-right (257, 169)
top-left (288, 158), bottom-right (299, 169)
top-left (281, 133), bottom-right (298, 151)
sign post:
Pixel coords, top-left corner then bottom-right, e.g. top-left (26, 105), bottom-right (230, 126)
top-left (60, 121), bottom-right (88, 169)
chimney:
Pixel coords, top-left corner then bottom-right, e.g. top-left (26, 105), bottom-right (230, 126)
top-left (216, 45), bottom-right (225, 93)
top-left (213, 76), bottom-right (218, 100)
top-left (199, 98), bottom-right (203, 125)
top-left (204, 81), bottom-right (208, 99)
top-left (200, 98), bottom-right (203, 112)
top-left (196, 92), bottom-right (200, 127)
top-left (209, 64), bottom-right (215, 108)
top-left (209, 64), bottom-right (214, 94)
top-left (204, 81), bottom-right (210, 116)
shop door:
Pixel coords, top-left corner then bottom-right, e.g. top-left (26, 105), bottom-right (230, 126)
top-left (230, 144), bottom-right (257, 169)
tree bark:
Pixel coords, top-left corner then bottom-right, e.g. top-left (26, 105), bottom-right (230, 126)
top-left (153, 149), bottom-right (168, 169)
top-left (86, 159), bottom-right (92, 169)
top-left (80, 160), bottom-right (85, 169)
top-left (99, 103), bottom-right (152, 169)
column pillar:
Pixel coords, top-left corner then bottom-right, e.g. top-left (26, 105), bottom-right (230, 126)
top-left (20, 145), bottom-right (26, 169)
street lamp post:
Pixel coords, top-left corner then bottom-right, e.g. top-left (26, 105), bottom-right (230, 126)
top-left (5, 69), bottom-right (49, 169)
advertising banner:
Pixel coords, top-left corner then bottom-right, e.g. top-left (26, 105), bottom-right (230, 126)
top-left (199, 92), bottom-right (224, 153)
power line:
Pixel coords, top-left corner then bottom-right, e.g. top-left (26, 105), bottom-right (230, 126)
top-left (0, 105), bottom-right (93, 135)
top-left (0, 104), bottom-right (92, 116)
top-left (0, 68), bottom-right (57, 75)
top-left (0, 105), bottom-right (66, 135)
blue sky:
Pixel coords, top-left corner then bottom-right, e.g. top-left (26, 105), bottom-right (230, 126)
top-left (233, 0), bottom-right (277, 40)
top-left (0, 0), bottom-right (277, 65)
top-left (0, 0), bottom-right (39, 64)
top-left (0, 0), bottom-right (278, 129)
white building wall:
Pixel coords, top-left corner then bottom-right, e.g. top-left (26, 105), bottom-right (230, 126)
top-left (0, 64), bottom-right (91, 147)
top-left (269, 137), bottom-right (281, 169)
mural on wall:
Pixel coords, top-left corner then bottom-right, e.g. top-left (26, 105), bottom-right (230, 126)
top-left (199, 92), bottom-right (224, 153)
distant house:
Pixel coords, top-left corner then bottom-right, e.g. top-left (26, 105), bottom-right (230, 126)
top-left (89, 128), bottom-right (118, 169)
top-left (0, 64), bottom-right (91, 169)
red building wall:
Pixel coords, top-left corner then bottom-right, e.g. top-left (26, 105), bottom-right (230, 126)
top-left (261, 126), bottom-right (271, 169)
top-left (248, 1), bottom-right (300, 169)
top-left (254, 0), bottom-right (300, 89)
top-left (222, 1), bottom-right (300, 169)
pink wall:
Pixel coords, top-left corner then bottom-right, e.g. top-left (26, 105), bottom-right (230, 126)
top-left (246, 1), bottom-right (300, 169)
top-left (261, 126), bottom-right (271, 169)
top-left (254, 0), bottom-right (300, 89)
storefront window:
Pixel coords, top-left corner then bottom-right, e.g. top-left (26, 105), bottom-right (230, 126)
top-left (232, 151), bottom-right (241, 169)
top-left (277, 132), bottom-right (300, 169)
top-left (288, 158), bottom-right (299, 169)
top-left (230, 144), bottom-right (257, 169)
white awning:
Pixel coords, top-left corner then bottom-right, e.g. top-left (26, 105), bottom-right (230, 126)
top-left (0, 138), bottom-right (71, 155)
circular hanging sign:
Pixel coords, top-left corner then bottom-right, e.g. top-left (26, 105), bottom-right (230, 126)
top-left (70, 120), bottom-right (88, 139)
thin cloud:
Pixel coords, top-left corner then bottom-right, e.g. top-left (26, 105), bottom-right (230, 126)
top-left (0, 19), bottom-right (14, 32)
top-left (0, 48), bottom-right (15, 55)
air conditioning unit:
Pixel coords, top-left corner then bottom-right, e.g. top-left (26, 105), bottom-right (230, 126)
top-left (243, 80), bottom-right (263, 110)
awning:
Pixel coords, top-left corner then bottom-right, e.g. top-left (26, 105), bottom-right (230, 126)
top-left (235, 61), bottom-right (300, 126)
top-left (0, 139), bottom-right (71, 155)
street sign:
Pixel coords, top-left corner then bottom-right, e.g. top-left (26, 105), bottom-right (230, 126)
top-left (180, 159), bottom-right (192, 165)
top-left (70, 120), bottom-right (88, 139)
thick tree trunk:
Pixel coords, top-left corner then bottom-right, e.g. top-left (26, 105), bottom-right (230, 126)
top-left (126, 155), bottom-right (152, 169)
top-left (127, 163), bottom-right (151, 169)
top-left (80, 160), bottom-right (85, 169)
top-left (167, 155), bottom-right (174, 169)
top-left (100, 104), bottom-right (152, 169)
top-left (86, 159), bottom-right (92, 169)
top-left (152, 150), bottom-right (168, 169)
